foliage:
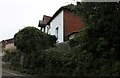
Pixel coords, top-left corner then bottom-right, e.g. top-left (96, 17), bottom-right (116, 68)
top-left (2, 50), bottom-right (23, 71)
top-left (69, 2), bottom-right (120, 76)
top-left (14, 26), bottom-right (56, 53)
top-left (42, 48), bottom-right (76, 76)
top-left (2, 50), bottom-right (16, 63)
top-left (4, 2), bottom-right (120, 76)
top-left (12, 26), bottom-right (57, 74)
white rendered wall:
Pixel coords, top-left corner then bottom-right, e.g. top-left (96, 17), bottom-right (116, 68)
top-left (49, 10), bottom-right (64, 43)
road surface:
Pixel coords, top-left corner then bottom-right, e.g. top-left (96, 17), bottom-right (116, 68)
top-left (2, 67), bottom-right (40, 78)
top-left (2, 69), bottom-right (23, 76)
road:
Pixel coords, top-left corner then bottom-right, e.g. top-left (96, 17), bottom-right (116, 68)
top-left (2, 71), bottom-right (19, 76)
top-left (2, 69), bottom-right (23, 76)
top-left (2, 71), bottom-right (37, 78)
top-left (2, 67), bottom-right (40, 78)
top-left (2, 68), bottom-right (27, 78)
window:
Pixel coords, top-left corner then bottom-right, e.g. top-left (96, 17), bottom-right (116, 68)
top-left (55, 27), bottom-right (59, 39)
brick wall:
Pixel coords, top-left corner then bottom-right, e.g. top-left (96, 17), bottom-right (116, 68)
top-left (64, 10), bottom-right (84, 41)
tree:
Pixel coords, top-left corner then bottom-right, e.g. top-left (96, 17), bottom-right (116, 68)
top-left (69, 2), bottom-right (120, 76)
top-left (14, 26), bottom-right (56, 53)
top-left (14, 26), bottom-right (57, 74)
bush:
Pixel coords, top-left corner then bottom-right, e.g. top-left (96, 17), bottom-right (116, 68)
top-left (14, 26), bottom-right (56, 54)
top-left (3, 50), bottom-right (16, 64)
top-left (40, 48), bottom-right (76, 76)
top-left (2, 50), bottom-right (23, 71)
top-left (69, 2), bottom-right (120, 76)
top-left (13, 26), bottom-right (57, 74)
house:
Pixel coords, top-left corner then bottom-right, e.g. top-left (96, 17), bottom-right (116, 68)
top-left (2, 38), bottom-right (16, 54)
top-left (38, 15), bottom-right (51, 33)
top-left (38, 5), bottom-right (84, 43)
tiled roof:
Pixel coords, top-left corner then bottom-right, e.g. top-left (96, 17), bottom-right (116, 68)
top-left (38, 15), bottom-right (51, 27)
top-left (43, 15), bottom-right (51, 24)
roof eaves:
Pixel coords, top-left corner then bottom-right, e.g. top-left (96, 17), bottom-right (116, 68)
top-left (47, 7), bottom-right (69, 25)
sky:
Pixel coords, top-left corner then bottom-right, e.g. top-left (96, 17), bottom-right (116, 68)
top-left (0, 0), bottom-right (81, 41)
top-left (1, 0), bottom-right (118, 41)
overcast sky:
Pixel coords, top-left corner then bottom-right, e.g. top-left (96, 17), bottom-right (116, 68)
top-left (1, 0), bottom-right (118, 41)
top-left (0, 0), bottom-right (81, 41)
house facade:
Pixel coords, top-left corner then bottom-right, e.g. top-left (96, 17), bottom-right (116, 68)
top-left (39, 6), bottom-right (84, 43)
top-left (2, 38), bottom-right (16, 54)
top-left (47, 9), bottom-right (64, 42)
top-left (38, 15), bottom-right (51, 33)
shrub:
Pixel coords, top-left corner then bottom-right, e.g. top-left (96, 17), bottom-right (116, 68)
top-left (41, 48), bottom-right (76, 76)
top-left (14, 26), bottom-right (56, 54)
top-left (70, 2), bottom-right (120, 76)
top-left (2, 50), bottom-right (23, 71)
